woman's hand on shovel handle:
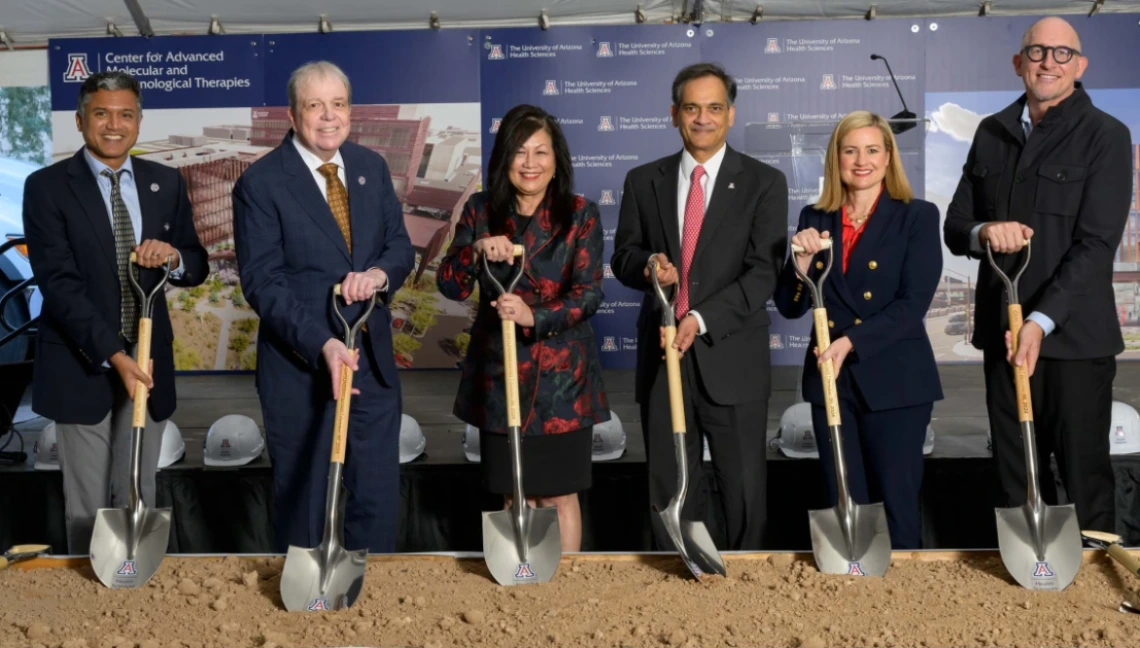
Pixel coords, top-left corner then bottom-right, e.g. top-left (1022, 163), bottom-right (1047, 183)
top-left (110, 351), bottom-right (153, 399)
top-left (814, 336), bottom-right (853, 378)
top-left (322, 339), bottom-right (361, 399)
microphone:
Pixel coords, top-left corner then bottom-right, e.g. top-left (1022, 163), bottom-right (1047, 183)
top-left (870, 54), bottom-right (916, 134)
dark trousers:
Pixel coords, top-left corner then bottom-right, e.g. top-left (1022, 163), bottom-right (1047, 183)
top-left (810, 370), bottom-right (932, 550)
top-left (641, 353), bottom-right (769, 551)
top-left (263, 335), bottom-right (402, 553)
top-left (984, 350), bottom-right (1116, 533)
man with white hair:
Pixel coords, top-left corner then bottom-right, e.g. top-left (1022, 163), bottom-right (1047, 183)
top-left (233, 61), bottom-right (414, 552)
top-left (944, 17), bottom-right (1133, 532)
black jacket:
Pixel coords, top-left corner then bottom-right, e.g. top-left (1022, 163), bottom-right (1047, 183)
top-left (944, 84), bottom-right (1133, 359)
top-left (22, 150), bottom-right (208, 424)
top-left (611, 146), bottom-right (788, 405)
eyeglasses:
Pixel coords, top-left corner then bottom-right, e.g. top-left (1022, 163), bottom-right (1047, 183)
top-left (1022, 44), bottom-right (1081, 64)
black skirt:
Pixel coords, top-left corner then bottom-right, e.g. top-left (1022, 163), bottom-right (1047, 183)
top-left (480, 427), bottom-right (592, 497)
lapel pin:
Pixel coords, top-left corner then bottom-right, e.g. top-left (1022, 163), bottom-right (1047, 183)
top-left (727, 182), bottom-right (735, 190)
top-left (150, 183), bottom-right (160, 192)
top-left (358, 176), bottom-right (366, 186)
top-left (163, 223), bottom-right (170, 231)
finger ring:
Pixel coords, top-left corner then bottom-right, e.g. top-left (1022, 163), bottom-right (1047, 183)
top-left (151, 252), bottom-right (158, 257)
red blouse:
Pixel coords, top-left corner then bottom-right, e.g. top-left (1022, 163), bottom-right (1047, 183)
top-left (840, 192), bottom-right (881, 273)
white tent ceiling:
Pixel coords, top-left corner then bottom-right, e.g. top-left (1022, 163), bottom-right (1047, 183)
top-left (1, 0), bottom-right (1138, 46)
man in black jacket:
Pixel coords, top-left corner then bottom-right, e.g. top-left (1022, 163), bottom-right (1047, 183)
top-left (612, 63), bottom-right (787, 550)
top-left (22, 71), bottom-right (208, 553)
top-left (944, 16), bottom-right (1133, 532)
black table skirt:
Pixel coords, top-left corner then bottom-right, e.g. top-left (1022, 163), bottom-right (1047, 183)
top-left (5, 455), bottom-right (1140, 553)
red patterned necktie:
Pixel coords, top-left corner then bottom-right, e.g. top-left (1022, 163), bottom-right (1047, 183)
top-left (676, 164), bottom-right (706, 319)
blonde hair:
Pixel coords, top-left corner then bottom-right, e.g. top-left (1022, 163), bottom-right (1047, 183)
top-left (814, 110), bottom-right (913, 212)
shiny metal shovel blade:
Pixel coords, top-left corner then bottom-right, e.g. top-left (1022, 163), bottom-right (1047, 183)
top-left (482, 506), bottom-right (561, 585)
top-left (808, 502), bottom-right (890, 577)
top-left (280, 543), bottom-right (366, 611)
top-left (654, 505), bottom-right (727, 579)
top-left (90, 506), bottom-right (171, 588)
top-left (996, 503), bottom-right (1081, 591)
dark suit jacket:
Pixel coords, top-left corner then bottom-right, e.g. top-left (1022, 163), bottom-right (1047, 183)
top-left (233, 133), bottom-right (414, 401)
top-left (773, 198), bottom-right (944, 411)
top-left (22, 150), bottom-right (208, 424)
top-left (437, 192), bottom-right (610, 436)
top-left (944, 84), bottom-right (1133, 358)
top-left (611, 145), bottom-right (788, 405)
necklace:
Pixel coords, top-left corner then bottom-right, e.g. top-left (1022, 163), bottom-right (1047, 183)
top-left (846, 206), bottom-right (870, 227)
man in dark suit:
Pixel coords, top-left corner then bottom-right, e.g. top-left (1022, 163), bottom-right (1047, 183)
top-left (944, 17), bottom-right (1133, 532)
top-left (22, 71), bottom-right (208, 554)
top-left (611, 63), bottom-right (788, 550)
top-left (233, 61), bottom-right (414, 553)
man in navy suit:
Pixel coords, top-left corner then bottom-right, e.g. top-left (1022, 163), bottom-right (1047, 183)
top-left (233, 61), bottom-right (414, 553)
top-left (22, 71), bottom-right (208, 554)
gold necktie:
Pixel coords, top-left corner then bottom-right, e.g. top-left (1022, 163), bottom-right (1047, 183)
top-left (318, 162), bottom-right (352, 252)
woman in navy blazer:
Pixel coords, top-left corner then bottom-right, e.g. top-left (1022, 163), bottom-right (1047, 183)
top-left (773, 110), bottom-right (943, 549)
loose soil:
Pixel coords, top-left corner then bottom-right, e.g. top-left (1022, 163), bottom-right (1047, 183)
top-left (4, 552), bottom-right (1140, 648)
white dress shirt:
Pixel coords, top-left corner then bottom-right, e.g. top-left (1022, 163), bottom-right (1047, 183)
top-left (291, 136), bottom-right (347, 199)
top-left (673, 143), bottom-right (727, 335)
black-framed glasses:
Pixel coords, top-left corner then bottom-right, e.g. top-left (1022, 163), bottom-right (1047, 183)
top-left (1022, 44), bottom-right (1081, 64)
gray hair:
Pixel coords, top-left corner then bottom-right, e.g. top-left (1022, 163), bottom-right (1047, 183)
top-left (671, 62), bottom-right (736, 108)
top-left (287, 61), bottom-right (352, 113)
top-left (76, 71), bottom-right (142, 116)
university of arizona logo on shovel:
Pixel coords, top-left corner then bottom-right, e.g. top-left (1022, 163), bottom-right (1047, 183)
top-left (307, 598), bottom-right (330, 611)
top-left (116, 560), bottom-right (137, 576)
top-left (1031, 561), bottom-right (1060, 590)
top-left (514, 563), bottom-right (536, 580)
top-left (1034, 562), bottom-right (1055, 577)
top-left (111, 560), bottom-right (139, 586)
top-left (847, 562), bottom-right (867, 576)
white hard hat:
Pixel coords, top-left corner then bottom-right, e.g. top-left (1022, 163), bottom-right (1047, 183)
top-left (1110, 401), bottom-right (1140, 455)
top-left (33, 421), bottom-right (59, 471)
top-left (463, 423), bottom-right (481, 462)
top-left (591, 410), bottom-right (625, 462)
top-left (923, 424), bottom-right (935, 456)
top-left (204, 414), bottom-right (264, 467)
top-left (400, 414), bottom-right (426, 463)
top-left (158, 420), bottom-right (185, 469)
top-left (775, 402), bottom-right (818, 459)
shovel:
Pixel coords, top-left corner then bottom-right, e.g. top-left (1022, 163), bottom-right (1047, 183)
top-left (988, 239), bottom-right (1081, 591)
top-left (1081, 531), bottom-right (1140, 614)
top-left (481, 244), bottom-right (561, 586)
top-left (89, 253), bottom-right (173, 589)
top-left (791, 239), bottom-right (891, 577)
top-left (0, 544), bottom-right (51, 569)
top-left (647, 258), bottom-right (726, 579)
top-left (280, 283), bottom-right (378, 611)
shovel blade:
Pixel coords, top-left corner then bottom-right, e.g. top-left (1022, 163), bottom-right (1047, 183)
top-left (280, 543), bottom-right (367, 611)
top-left (808, 502), bottom-right (891, 577)
top-left (996, 503), bottom-right (1081, 591)
top-left (653, 505), bottom-right (727, 579)
top-left (482, 506), bottom-right (560, 585)
top-left (89, 506), bottom-right (171, 588)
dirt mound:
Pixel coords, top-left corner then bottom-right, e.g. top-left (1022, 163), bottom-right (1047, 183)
top-left (3, 552), bottom-right (1140, 648)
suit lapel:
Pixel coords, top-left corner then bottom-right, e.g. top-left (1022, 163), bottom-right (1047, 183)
top-left (282, 134), bottom-right (351, 263)
top-left (343, 147), bottom-right (371, 271)
top-left (66, 151), bottom-right (118, 277)
top-left (691, 146), bottom-right (743, 268)
top-left (132, 161), bottom-right (163, 244)
top-left (844, 196), bottom-right (898, 290)
top-left (651, 153), bottom-right (682, 264)
top-left (821, 209), bottom-right (860, 314)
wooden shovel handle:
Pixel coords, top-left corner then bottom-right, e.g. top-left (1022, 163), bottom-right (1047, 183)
top-left (1007, 304), bottom-right (1033, 423)
top-left (812, 309), bottom-right (841, 427)
top-left (131, 318), bottom-right (152, 429)
top-left (331, 362), bottom-right (353, 464)
top-left (1106, 543), bottom-right (1140, 575)
top-left (663, 326), bottom-right (686, 434)
top-left (502, 318), bottom-right (521, 428)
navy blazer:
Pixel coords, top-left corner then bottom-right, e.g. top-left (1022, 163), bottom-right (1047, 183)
top-left (233, 133), bottom-right (415, 398)
top-left (22, 150), bottom-right (208, 424)
top-left (773, 197), bottom-right (944, 411)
